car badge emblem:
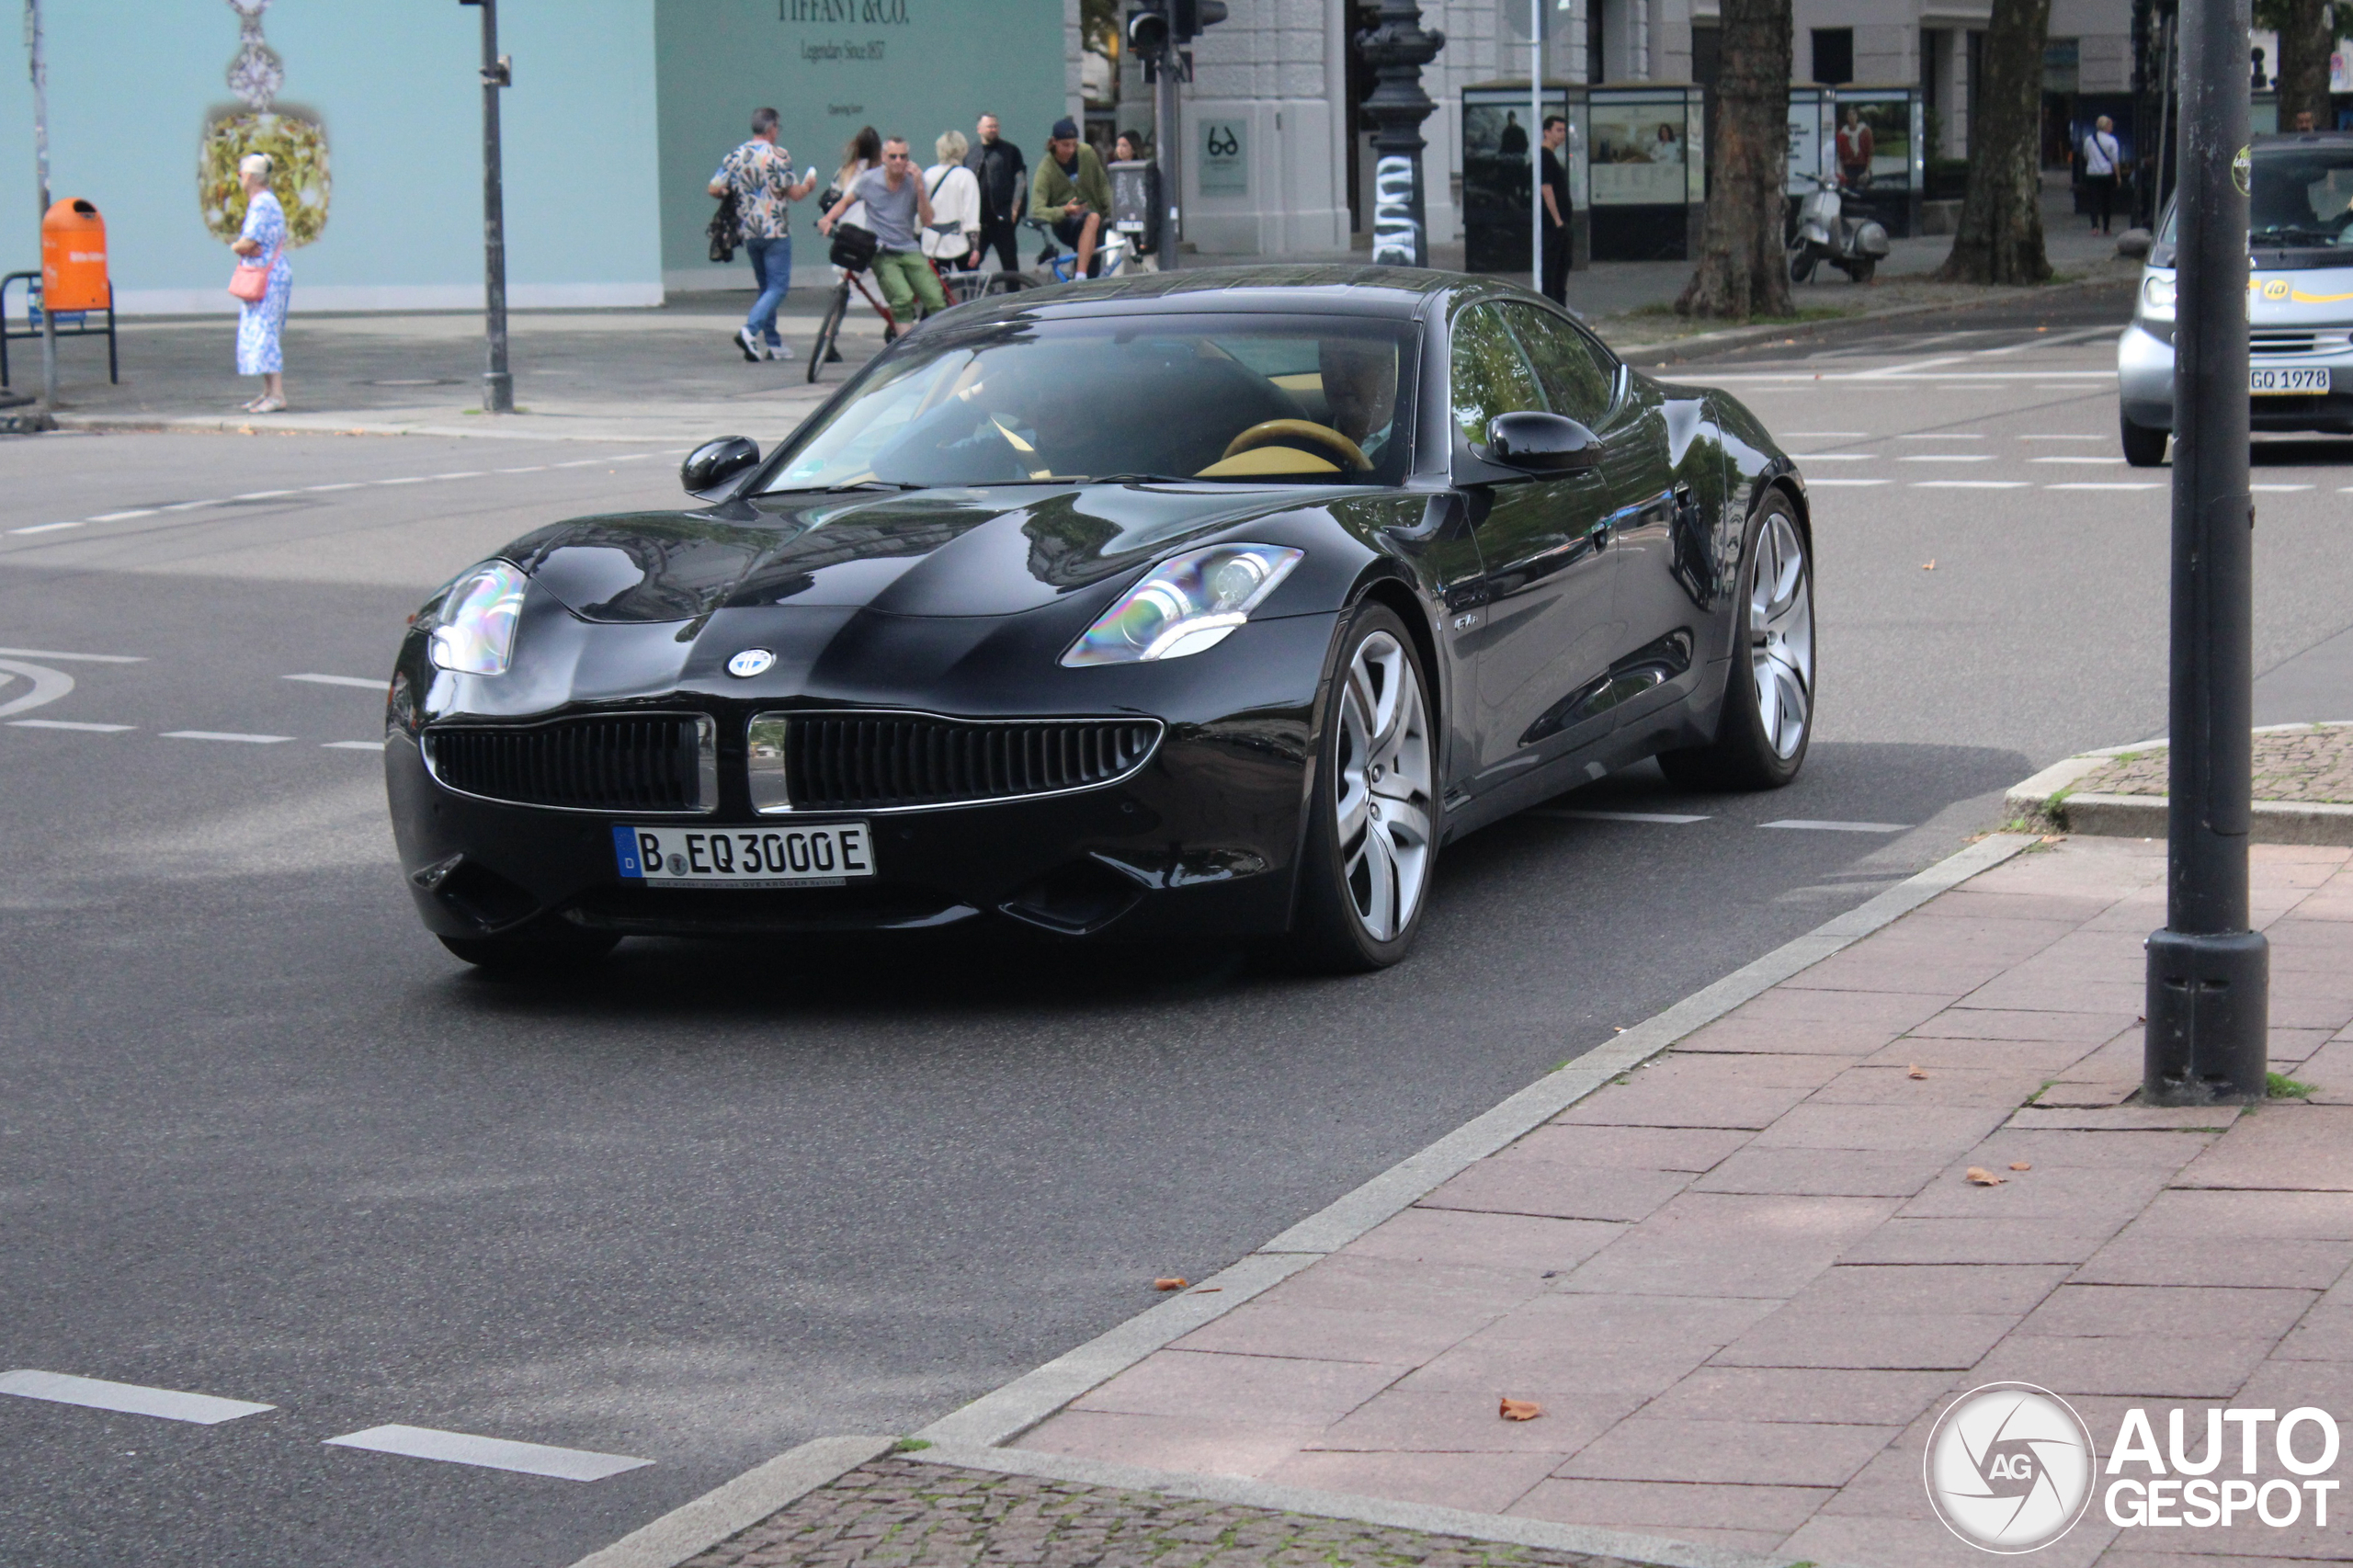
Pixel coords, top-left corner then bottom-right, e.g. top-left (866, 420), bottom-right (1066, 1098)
top-left (726, 648), bottom-right (776, 678)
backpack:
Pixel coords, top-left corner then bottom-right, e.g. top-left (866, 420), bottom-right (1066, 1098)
top-left (707, 191), bottom-right (742, 264)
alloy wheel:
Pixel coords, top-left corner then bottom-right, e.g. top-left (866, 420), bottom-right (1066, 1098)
top-left (1334, 629), bottom-right (1434, 943)
top-left (1749, 511), bottom-right (1814, 759)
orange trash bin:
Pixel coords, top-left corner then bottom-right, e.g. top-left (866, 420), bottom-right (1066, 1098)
top-left (41, 199), bottom-right (108, 314)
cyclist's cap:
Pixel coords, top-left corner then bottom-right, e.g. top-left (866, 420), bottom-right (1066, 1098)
top-left (1051, 118), bottom-right (1079, 141)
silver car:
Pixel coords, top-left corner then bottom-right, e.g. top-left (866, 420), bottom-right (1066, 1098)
top-left (2118, 131), bottom-right (2353, 465)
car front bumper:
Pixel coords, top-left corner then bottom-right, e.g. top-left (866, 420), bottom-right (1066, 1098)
top-left (386, 616), bottom-right (1339, 946)
top-left (2119, 319), bottom-right (2353, 432)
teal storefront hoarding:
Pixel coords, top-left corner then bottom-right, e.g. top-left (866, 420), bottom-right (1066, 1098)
top-left (654, 0), bottom-right (1065, 290)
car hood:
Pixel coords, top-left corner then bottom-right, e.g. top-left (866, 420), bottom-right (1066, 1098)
top-left (502, 483), bottom-right (1347, 624)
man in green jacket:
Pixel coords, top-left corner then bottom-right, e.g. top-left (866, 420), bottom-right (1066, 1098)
top-left (1030, 117), bottom-right (1112, 278)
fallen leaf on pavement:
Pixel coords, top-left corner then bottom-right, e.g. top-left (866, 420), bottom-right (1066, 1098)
top-left (2009, 1161), bottom-right (2031, 1171)
top-left (1908, 1065), bottom-right (1928, 1079)
top-left (1499, 1396), bottom-right (1544, 1422)
top-left (1965, 1166), bottom-right (2006, 1186)
top-left (1153, 1277), bottom-right (1188, 1291)
top-left (1191, 1287), bottom-right (1222, 1294)
top-left (1922, 559), bottom-right (1937, 571)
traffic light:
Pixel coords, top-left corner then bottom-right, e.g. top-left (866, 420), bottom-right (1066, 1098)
top-left (1127, 2), bottom-right (1169, 62)
top-left (1171, 0), bottom-right (1226, 40)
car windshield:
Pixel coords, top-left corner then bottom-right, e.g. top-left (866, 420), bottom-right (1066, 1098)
top-left (759, 312), bottom-right (1418, 493)
top-left (2163, 143), bottom-right (2353, 250)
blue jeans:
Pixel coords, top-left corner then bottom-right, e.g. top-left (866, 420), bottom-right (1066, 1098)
top-left (745, 235), bottom-right (792, 346)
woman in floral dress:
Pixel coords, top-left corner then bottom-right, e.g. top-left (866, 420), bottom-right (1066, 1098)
top-left (230, 153), bottom-right (291, 413)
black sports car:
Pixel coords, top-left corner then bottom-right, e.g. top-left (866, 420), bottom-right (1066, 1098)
top-left (386, 267), bottom-right (1812, 971)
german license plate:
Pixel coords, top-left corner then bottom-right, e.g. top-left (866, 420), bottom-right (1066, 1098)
top-left (2250, 367), bottom-right (2330, 395)
top-left (613, 823), bottom-right (874, 888)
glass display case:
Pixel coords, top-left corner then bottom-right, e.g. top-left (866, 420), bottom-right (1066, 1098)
top-left (1790, 84), bottom-right (1925, 237)
top-left (1461, 82), bottom-right (1588, 275)
top-left (1586, 84), bottom-right (1704, 260)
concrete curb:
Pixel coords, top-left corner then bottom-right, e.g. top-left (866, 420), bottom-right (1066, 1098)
top-left (912, 831), bottom-right (2039, 1450)
top-left (1608, 270), bottom-right (2135, 367)
top-left (911, 1441), bottom-right (1839, 1568)
top-left (2005, 723), bottom-right (2353, 846)
top-left (563, 1434), bottom-right (896, 1568)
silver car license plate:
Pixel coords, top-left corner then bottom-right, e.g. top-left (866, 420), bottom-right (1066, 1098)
top-left (614, 824), bottom-right (874, 888)
top-left (2250, 367), bottom-right (2330, 395)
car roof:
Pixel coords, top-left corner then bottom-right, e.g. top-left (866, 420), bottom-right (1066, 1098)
top-left (934, 265), bottom-right (1466, 329)
top-left (2253, 131), bottom-right (2353, 150)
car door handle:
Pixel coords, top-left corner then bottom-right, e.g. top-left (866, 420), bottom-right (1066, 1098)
top-left (1588, 518), bottom-right (1611, 551)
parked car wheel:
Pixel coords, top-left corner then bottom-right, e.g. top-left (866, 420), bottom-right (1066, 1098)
top-left (1659, 492), bottom-right (1813, 792)
top-left (1291, 603), bottom-right (1438, 972)
top-left (2120, 412), bottom-right (2168, 467)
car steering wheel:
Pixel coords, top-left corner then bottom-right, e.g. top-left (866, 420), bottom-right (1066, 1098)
top-left (1221, 419), bottom-right (1372, 472)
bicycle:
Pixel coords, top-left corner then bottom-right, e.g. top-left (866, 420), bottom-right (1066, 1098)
top-left (807, 255), bottom-right (1031, 383)
top-left (1019, 215), bottom-right (1150, 286)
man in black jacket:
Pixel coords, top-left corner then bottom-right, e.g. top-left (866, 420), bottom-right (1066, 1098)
top-left (964, 113), bottom-right (1028, 273)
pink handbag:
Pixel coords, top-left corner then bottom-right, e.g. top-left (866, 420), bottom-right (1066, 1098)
top-left (229, 241), bottom-right (280, 302)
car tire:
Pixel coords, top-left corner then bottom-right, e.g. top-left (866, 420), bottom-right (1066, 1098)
top-left (1290, 603), bottom-right (1440, 973)
top-left (1843, 256), bottom-right (1876, 283)
top-left (1657, 491), bottom-right (1814, 793)
top-left (2120, 413), bottom-right (2168, 467)
top-left (438, 921), bottom-right (620, 973)
top-left (1790, 248), bottom-right (1816, 284)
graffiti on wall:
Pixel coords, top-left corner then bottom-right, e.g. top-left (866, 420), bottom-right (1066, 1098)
top-left (199, 0), bottom-right (332, 247)
top-left (1370, 154), bottom-right (1420, 267)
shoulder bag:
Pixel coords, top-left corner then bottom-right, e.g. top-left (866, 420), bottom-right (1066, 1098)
top-left (707, 190), bottom-right (742, 263)
top-left (229, 237), bottom-right (281, 303)
top-left (828, 222), bottom-right (879, 272)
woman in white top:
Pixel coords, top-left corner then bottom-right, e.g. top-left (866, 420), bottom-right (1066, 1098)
top-left (923, 131), bottom-right (983, 269)
top-left (830, 126), bottom-right (881, 235)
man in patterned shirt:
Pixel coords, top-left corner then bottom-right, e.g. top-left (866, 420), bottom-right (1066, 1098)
top-left (709, 107), bottom-right (817, 361)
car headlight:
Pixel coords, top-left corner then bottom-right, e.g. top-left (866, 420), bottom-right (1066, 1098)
top-left (1062, 544), bottom-right (1305, 666)
top-left (2140, 272), bottom-right (2177, 323)
top-left (427, 561), bottom-right (528, 676)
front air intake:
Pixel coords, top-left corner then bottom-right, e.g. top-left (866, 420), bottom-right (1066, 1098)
top-left (748, 711), bottom-right (1161, 813)
top-left (424, 713), bottom-right (717, 814)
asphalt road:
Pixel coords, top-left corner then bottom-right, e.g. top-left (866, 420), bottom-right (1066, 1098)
top-left (5, 287), bottom-right (2350, 1568)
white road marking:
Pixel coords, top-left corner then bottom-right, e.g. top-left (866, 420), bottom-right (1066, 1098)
top-left (1807, 478), bottom-right (1891, 486)
top-left (0, 1369), bottom-right (275, 1425)
top-left (1539, 809), bottom-right (1711, 824)
top-left (157, 500), bottom-right (222, 513)
top-left (2018, 434), bottom-right (2109, 441)
top-left (8, 520), bottom-right (85, 535)
top-left (495, 466), bottom-right (548, 473)
top-left (162, 731), bottom-right (293, 744)
top-left (374, 476), bottom-right (429, 485)
top-left (8, 719), bottom-right (131, 732)
top-left (0, 648), bottom-right (144, 663)
top-left (1790, 452), bottom-right (1874, 460)
top-left (232, 489), bottom-right (299, 500)
top-left (1914, 480), bottom-right (2029, 489)
top-left (85, 509), bottom-right (155, 522)
top-left (1859, 354), bottom-right (1971, 378)
top-left (2050, 482), bottom-right (2163, 491)
top-left (551, 459), bottom-right (606, 468)
top-left (2251, 483), bottom-right (2313, 492)
top-left (1762, 819), bottom-right (1911, 834)
top-left (1899, 454), bottom-right (1992, 462)
top-left (1782, 430), bottom-right (1869, 437)
top-left (2031, 456), bottom-right (2126, 464)
top-left (0, 659), bottom-right (75, 718)
top-left (432, 472), bottom-right (485, 480)
top-left (304, 483), bottom-right (363, 492)
top-left (1974, 325), bottom-right (2118, 355)
top-left (284, 673), bottom-right (387, 689)
top-left (323, 740), bottom-right (385, 750)
top-left (322, 1424), bottom-right (652, 1481)
top-left (1898, 432), bottom-right (1985, 439)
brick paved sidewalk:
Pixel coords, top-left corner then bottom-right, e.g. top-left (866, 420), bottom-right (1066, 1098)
top-left (2069, 724), bottom-right (2353, 808)
top-left (1008, 838), bottom-right (2353, 1566)
top-left (680, 1456), bottom-right (1651, 1568)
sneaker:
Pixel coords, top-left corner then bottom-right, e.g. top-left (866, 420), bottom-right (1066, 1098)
top-left (734, 325), bottom-right (761, 362)
top-left (764, 341), bottom-right (794, 361)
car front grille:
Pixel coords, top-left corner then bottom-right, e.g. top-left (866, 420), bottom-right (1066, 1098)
top-left (748, 711), bottom-right (1162, 813)
top-left (425, 713), bottom-right (717, 813)
top-left (2252, 331), bottom-right (2325, 356)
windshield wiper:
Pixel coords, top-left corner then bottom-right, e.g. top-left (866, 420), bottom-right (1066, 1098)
top-left (1083, 472), bottom-right (1197, 485)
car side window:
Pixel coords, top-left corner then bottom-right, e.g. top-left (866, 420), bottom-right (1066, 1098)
top-left (1448, 302), bottom-right (1543, 449)
top-left (1504, 303), bottom-right (1619, 427)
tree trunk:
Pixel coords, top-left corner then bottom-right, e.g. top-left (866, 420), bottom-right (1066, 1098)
top-left (1938, 0), bottom-right (2052, 284)
top-left (1677, 0), bottom-right (1792, 319)
top-left (2275, 0), bottom-right (2333, 131)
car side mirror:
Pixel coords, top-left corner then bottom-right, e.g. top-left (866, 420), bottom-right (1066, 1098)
top-left (1485, 411), bottom-right (1599, 474)
top-left (682, 436), bottom-right (760, 495)
top-left (2116, 228), bottom-right (2153, 260)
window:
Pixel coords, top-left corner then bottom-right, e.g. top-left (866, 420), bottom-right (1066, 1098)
top-left (1448, 303), bottom-right (1543, 448)
top-left (1812, 28), bottom-right (1853, 86)
top-left (1501, 303), bottom-right (1618, 426)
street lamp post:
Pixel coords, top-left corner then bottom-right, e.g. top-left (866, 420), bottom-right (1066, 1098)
top-left (25, 0), bottom-right (58, 416)
top-left (462, 0), bottom-right (513, 415)
top-left (1356, 1), bottom-right (1446, 267)
top-left (2144, 0), bottom-right (2266, 1106)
